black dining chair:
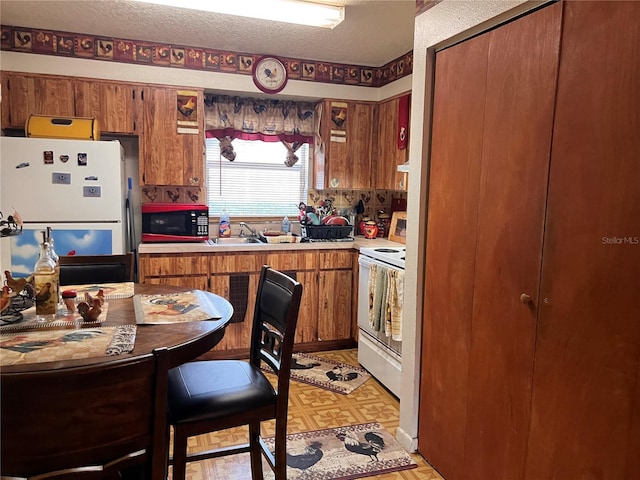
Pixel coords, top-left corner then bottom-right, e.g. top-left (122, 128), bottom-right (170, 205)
top-left (59, 253), bottom-right (135, 286)
top-left (167, 265), bottom-right (303, 480)
top-left (0, 347), bottom-right (170, 480)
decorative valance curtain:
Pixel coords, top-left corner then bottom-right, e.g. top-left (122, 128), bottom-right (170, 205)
top-left (204, 94), bottom-right (316, 144)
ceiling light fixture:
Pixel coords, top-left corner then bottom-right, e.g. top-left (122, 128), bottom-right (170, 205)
top-left (132, 0), bottom-right (345, 29)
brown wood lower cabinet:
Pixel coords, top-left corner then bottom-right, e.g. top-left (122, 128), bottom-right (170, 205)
top-left (138, 254), bottom-right (209, 290)
top-left (419, 2), bottom-right (640, 479)
top-left (138, 249), bottom-right (357, 356)
top-left (318, 250), bottom-right (353, 342)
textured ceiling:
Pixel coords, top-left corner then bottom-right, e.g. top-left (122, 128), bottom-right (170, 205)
top-left (0, 0), bottom-right (416, 67)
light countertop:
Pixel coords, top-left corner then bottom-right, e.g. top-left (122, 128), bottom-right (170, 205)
top-left (138, 237), bottom-right (403, 254)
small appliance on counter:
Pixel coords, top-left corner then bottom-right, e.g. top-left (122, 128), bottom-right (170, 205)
top-left (141, 203), bottom-right (208, 242)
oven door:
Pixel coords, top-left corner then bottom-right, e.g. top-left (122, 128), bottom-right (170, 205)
top-left (357, 254), bottom-right (403, 397)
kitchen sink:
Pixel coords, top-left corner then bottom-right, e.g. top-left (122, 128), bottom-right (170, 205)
top-left (211, 236), bottom-right (264, 245)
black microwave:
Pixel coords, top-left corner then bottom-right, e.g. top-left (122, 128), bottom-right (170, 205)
top-left (141, 203), bottom-right (209, 242)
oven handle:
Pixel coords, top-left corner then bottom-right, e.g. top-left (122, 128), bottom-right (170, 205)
top-left (358, 255), bottom-right (377, 268)
top-left (358, 254), bottom-right (404, 271)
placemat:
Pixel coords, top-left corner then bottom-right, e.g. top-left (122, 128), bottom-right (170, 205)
top-left (0, 302), bottom-right (110, 332)
top-left (0, 325), bottom-right (136, 366)
top-left (61, 281), bottom-right (135, 300)
top-left (133, 290), bottom-right (222, 324)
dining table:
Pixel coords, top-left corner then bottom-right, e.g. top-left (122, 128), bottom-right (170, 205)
top-left (0, 283), bottom-right (234, 372)
top-left (0, 282), bottom-right (234, 479)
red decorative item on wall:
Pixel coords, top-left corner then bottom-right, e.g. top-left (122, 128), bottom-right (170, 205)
top-left (397, 94), bottom-right (410, 150)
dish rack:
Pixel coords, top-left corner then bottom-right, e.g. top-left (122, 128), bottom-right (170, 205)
top-left (301, 225), bottom-right (353, 240)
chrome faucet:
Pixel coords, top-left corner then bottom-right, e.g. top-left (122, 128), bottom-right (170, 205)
top-left (238, 222), bottom-right (257, 237)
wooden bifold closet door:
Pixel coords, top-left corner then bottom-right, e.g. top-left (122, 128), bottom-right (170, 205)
top-left (524, 2), bottom-right (640, 479)
top-left (419, 1), bottom-right (640, 479)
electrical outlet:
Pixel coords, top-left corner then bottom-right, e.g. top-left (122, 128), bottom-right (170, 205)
top-left (52, 172), bottom-right (71, 185)
top-left (83, 186), bottom-right (102, 197)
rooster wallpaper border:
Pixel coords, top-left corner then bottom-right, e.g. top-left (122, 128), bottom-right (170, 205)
top-left (0, 25), bottom-right (412, 89)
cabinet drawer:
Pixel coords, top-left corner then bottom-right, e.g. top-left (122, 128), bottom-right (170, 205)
top-left (265, 252), bottom-right (317, 271)
top-left (210, 253), bottom-right (265, 273)
top-left (319, 250), bottom-right (353, 270)
top-left (139, 254), bottom-right (208, 277)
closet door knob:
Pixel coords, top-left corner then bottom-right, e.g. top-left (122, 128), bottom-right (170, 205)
top-left (520, 294), bottom-right (532, 304)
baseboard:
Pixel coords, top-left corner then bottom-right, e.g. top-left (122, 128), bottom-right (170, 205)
top-left (396, 426), bottom-right (418, 453)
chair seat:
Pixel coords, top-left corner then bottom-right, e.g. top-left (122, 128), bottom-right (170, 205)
top-left (168, 360), bottom-right (276, 425)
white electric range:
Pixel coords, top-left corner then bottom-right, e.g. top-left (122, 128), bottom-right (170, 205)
top-left (357, 245), bottom-right (405, 397)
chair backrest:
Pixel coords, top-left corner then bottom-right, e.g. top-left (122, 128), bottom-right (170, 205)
top-left (0, 348), bottom-right (169, 479)
top-left (59, 253), bottom-right (134, 286)
top-left (249, 266), bottom-right (303, 402)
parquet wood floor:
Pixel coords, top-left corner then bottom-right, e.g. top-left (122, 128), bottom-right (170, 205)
top-left (171, 348), bottom-right (444, 479)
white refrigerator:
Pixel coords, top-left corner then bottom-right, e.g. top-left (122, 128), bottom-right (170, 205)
top-left (1, 137), bottom-right (127, 277)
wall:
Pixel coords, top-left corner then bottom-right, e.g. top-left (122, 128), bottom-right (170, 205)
top-left (0, 50), bottom-right (411, 103)
top-left (397, 0), bottom-right (542, 454)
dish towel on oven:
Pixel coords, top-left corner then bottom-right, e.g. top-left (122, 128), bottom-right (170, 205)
top-left (385, 269), bottom-right (404, 341)
top-left (368, 263), bottom-right (388, 332)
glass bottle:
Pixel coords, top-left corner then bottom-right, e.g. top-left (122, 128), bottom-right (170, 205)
top-left (34, 237), bottom-right (58, 320)
top-left (46, 227), bottom-right (61, 306)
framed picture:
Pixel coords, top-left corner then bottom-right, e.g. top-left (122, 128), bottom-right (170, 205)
top-left (389, 211), bottom-right (407, 244)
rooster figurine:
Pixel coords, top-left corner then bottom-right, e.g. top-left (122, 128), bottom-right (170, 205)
top-left (77, 298), bottom-right (102, 322)
top-left (4, 270), bottom-right (32, 294)
top-left (84, 290), bottom-right (104, 307)
top-left (1, 285), bottom-right (14, 313)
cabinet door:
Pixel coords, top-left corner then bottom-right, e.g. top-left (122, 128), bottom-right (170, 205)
top-left (74, 80), bottom-right (140, 134)
top-left (144, 275), bottom-right (208, 290)
top-left (419, 3), bottom-right (562, 479)
top-left (140, 87), bottom-right (204, 186)
top-left (320, 100), bottom-right (373, 189)
top-left (525, 3), bottom-right (640, 479)
top-left (317, 270), bottom-right (352, 341)
top-left (374, 97), bottom-right (408, 190)
top-left (347, 102), bottom-right (373, 189)
top-left (418, 33), bottom-right (489, 480)
top-left (1, 73), bottom-right (74, 128)
top-left (295, 271), bottom-right (318, 344)
top-left (139, 254), bottom-right (208, 279)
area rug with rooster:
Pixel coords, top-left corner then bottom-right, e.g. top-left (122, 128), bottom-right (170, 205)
top-left (264, 422), bottom-right (417, 480)
top-left (285, 352), bottom-right (371, 395)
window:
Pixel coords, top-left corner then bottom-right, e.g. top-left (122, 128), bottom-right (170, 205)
top-left (206, 138), bottom-right (309, 217)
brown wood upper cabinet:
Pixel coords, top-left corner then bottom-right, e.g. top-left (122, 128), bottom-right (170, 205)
top-left (74, 80), bottom-right (141, 135)
top-left (373, 96), bottom-right (409, 190)
top-left (315, 100), bottom-right (373, 189)
top-left (1, 72), bottom-right (74, 128)
top-left (1, 72), bottom-right (141, 135)
top-left (139, 86), bottom-right (204, 186)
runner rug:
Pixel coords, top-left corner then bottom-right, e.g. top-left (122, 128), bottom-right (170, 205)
top-left (286, 352), bottom-right (371, 395)
top-left (264, 422), bottom-right (417, 480)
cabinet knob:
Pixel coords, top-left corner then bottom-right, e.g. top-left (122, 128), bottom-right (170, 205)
top-left (520, 294), bottom-right (532, 304)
